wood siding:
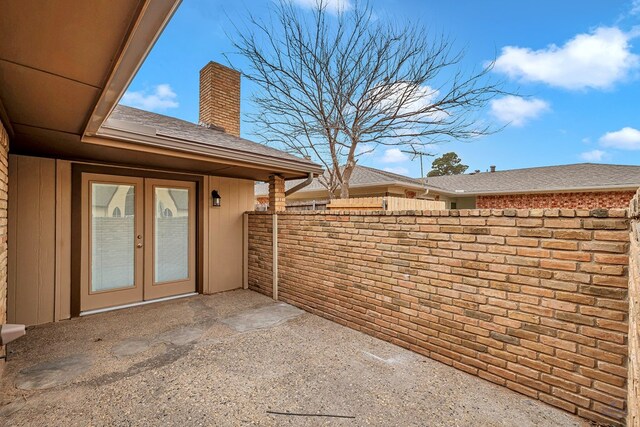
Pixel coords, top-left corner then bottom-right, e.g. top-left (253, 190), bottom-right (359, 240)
top-left (8, 154), bottom-right (254, 325)
top-left (207, 176), bottom-right (254, 293)
top-left (8, 155), bottom-right (56, 325)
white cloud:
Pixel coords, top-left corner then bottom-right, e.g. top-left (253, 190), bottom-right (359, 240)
top-left (381, 148), bottom-right (408, 163)
top-left (489, 95), bottom-right (550, 126)
top-left (494, 27), bottom-right (639, 90)
top-left (599, 127), bottom-right (640, 150)
top-left (383, 166), bottom-right (409, 175)
top-left (580, 149), bottom-right (607, 161)
top-left (121, 84), bottom-right (179, 111)
top-left (290, 0), bottom-right (351, 13)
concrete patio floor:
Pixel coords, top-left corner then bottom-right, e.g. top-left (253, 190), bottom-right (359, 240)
top-left (0, 290), bottom-right (586, 426)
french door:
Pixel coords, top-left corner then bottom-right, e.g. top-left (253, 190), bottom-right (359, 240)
top-left (80, 173), bottom-right (196, 312)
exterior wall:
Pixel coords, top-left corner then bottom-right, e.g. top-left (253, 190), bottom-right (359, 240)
top-left (206, 176), bottom-right (254, 293)
top-left (478, 191), bottom-right (635, 209)
top-left (248, 209), bottom-right (630, 425)
top-left (198, 62), bottom-right (241, 136)
top-left (7, 155), bottom-right (56, 325)
top-left (629, 191), bottom-right (640, 427)
top-left (7, 154), bottom-right (253, 325)
top-left (0, 121), bottom-right (8, 358)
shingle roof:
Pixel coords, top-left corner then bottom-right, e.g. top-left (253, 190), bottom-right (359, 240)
top-left (255, 164), bottom-right (423, 195)
top-left (109, 105), bottom-right (318, 166)
top-left (425, 163), bottom-right (640, 195)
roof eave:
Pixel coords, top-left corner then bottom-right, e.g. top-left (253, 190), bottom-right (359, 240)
top-left (89, 124), bottom-right (324, 176)
top-left (84, 0), bottom-right (183, 137)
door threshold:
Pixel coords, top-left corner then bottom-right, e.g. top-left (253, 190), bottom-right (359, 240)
top-left (80, 293), bottom-right (198, 316)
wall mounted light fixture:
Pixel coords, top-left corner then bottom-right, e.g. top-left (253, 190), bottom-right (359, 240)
top-left (211, 190), bottom-right (221, 207)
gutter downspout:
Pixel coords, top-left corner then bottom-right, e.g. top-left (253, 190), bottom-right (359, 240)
top-left (285, 172), bottom-right (314, 197)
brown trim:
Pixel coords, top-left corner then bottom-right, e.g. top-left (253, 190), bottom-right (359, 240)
top-left (54, 160), bottom-right (72, 321)
top-left (71, 162), bottom-right (204, 316)
top-left (85, 132), bottom-right (323, 177)
top-left (200, 177), bottom-right (209, 294)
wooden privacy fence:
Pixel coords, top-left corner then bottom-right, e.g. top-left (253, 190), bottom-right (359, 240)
top-left (327, 196), bottom-right (445, 211)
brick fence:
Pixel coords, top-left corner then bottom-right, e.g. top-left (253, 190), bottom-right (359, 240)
top-left (248, 208), bottom-right (630, 425)
top-left (629, 192), bottom-right (640, 427)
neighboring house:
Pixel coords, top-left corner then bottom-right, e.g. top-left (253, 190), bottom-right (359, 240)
top-left (0, 1), bottom-right (321, 327)
top-left (255, 165), bottom-right (429, 210)
top-left (256, 162), bottom-right (640, 211)
top-left (425, 163), bottom-right (640, 209)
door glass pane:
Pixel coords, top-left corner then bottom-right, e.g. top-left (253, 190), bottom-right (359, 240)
top-left (154, 187), bottom-right (189, 283)
top-left (91, 183), bottom-right (135, 292)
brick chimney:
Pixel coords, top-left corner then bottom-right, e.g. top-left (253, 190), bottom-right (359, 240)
top-left (198, 61), bottom-right (240, 136)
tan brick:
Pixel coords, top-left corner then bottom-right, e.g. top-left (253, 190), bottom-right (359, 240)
top-left (540, 259), bottom-right (577, 271)
top-left (551, 388), bottom-right (591, 408)
top-left (581, 241), bottom-right (628, 253)
top-left (538, 393), bottom-right (577, 413)
top-left (541, 240), bottom-right (578, 250)
top-left (545, 218), bottom-right (581, 229)
top-left (506, 237), bottom-right (539, 247)
top-left (553, 230), bottom-right (592, 240)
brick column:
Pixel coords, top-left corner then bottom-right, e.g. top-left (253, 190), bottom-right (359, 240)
top-left (268, 175), bottom-right (285, 212)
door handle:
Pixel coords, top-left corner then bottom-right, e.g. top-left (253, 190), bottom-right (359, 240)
top-left (136, 243), bottom-right (143, 248)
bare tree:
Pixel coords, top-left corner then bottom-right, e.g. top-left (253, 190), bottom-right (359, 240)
top-left (232, 0), bottom-right (504, 198)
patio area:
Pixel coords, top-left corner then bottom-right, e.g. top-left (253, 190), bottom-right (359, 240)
top-left (0, 290), bottom-right (585, 426)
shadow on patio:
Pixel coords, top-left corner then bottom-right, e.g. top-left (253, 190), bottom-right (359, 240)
top-left (0, 290), bottom-right (586, 426)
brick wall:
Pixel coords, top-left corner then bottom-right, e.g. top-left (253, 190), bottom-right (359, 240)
top-left (478, 191), bottom-right (636, 209)
top-left (198, 61), bottom-right (241, 136)
top-left (629, 191), bottom-right (640, 427)
top-left (0, 121), bottom-right (8, 359)
top-left (248, 208), bottom-right (630, 425)
top-left (247, 214), bottom-right (272, 297)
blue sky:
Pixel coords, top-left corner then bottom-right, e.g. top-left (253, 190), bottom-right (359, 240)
top-left (123, 0), bottom-right (640, 178)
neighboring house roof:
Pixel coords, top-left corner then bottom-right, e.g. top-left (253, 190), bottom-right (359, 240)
top-left (109, 105), bottom-right (319, 167)
top-left (168, 188), bottom-right (189, 210)
top-left (92, 185), bottom-right (119, 208)
top-left (426, 163), bottom-right (640, 196)
top-left (256, 164), bottom-right (424, 196)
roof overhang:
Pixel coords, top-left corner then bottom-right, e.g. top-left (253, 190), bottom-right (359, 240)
top-left (0, 0), bottom-right (322, 181)
top-left (82, 120), bottom-right (323, 180)
top-left (0, 0), bottom-right (181, 152)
